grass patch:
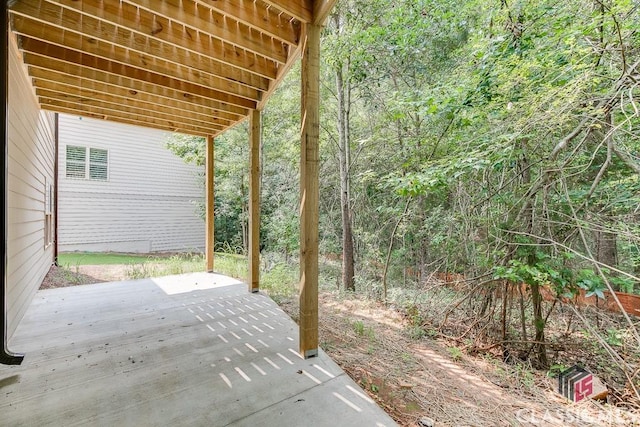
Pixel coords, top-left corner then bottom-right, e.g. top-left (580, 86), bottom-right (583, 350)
top-left (262, 263), bottom-right (298, 302)
top-left (447, 346), bottom-right (463, 361)
top-left (405, 325), bottom-right (427, 340)
top-left (59, 252), bottom-right (152, 265)
top-left (57, 252), bottom-right (299, 301)
top-left (59, 252), bottom-right (207, 280)
top-left (352, 319), bottom-right (376, 342)
top-left (126, 253), bottom-right (206, 279)
top-left (214, 253), bottom-right (248, 281)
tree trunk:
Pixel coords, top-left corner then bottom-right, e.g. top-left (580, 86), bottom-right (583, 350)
top-left (334, 16), bottom-right (355, 292)
top-left (530, 282), bottom-right (548, 368)
top-left (594, 228), bottom-right (617, 271)
top-left (382, 198), bottom-right (411, 302)
top-left (593, 114), bottom-right (618, 286)
top-left (520, 138), bottom-right (548, 368)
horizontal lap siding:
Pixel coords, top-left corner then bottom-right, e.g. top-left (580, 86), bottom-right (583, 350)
top-left (7, 33), bottom-right (56, 338)
top-left (58, 115), bottom-right (205, 253)
top-left (58, 196), bottom-right (203, 253)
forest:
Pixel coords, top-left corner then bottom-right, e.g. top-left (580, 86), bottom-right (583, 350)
top-left (167, 0), bottom-right (640, 417)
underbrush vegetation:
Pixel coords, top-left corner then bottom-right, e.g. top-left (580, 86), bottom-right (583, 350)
top-left (385, 277), bottom-right (640, 410)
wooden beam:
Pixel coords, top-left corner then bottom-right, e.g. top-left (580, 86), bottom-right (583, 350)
top-left (299, 23), bottom-right (320, 359)
top-left (41, 105), bottom-right (209, 136)
top-left (36, 89), bottom-right (226, 132)
top-left (313, 0), bottom-right (339, 25)
top-left (21, 49), bottom-right (248, 118)
top-left (11, 1), bottom-right (275, 90)
top-left (123, 0), bottom-right (288, 64)
top-left (32, 76), bottom-right (234, 127)
top-left (257, 40), bottom-right (303, 110)
top-left (9, 4), bottom-right (268, 95)
top-left (41, 0), bottom-right (278, 81)
top-left (206, 136), bottom-right (215, 272)
top-left (261, 0), bottom-right (313, 23)
top-left (25, 58), bottom-right (245, 122)
top-left (257, 0), bottom-right (337, 110)
top-left (14, 35), bottom-right (257, 110)
top-left (197, 0), bottom-right (301, 46)
top-left (39, 98), bottom-right (217, 136)
top-left (248, 109), bottom-right (261, 293)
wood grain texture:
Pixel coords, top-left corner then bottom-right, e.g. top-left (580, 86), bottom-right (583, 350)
top-left (299, 23), bottom-right (320, 358)
top-left (205, 136), bottom-right (215, 272)
top-left (7, 0), bottom-right (337, 137)
top-left (249, 110), bottom-right (261, 292)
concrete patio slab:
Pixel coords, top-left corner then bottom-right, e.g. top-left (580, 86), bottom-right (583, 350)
top-left (0, 272), bottom-right (397, 427)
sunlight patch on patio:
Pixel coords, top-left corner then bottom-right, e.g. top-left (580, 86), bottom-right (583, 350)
top-left (0, 273), bottom-right (396, 426)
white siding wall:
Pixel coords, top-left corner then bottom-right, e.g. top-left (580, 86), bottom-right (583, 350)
top-left (58, 114), bottom-right (204, 253)
top-left (7, 33), bottom-right (56, 338)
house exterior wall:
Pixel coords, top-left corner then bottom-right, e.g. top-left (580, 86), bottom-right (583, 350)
top-left (7, 32), bottom-right (56, 338)
top-left (58, 114), bottom-right (204, 254)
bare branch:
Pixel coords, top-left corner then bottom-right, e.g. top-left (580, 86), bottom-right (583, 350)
top-left (612, 143), bottom-right (640, 174)
top-left (550, 59), bottom-right (640, 159)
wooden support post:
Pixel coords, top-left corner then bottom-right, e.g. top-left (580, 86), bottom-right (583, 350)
top-left (299, 23), bottom-right (320, 359)
top-left (248, 110), bottom-right (261, 293)
top-left (205, 135), bottom-right (215, 272)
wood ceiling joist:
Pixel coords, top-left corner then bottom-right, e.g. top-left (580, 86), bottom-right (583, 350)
top-left (8, 0), bottom-right (339, 138)
top-left (261, 0), bottom-right (313, 24)
top-left (314, 0), bottom-right (340, 25)
top-left (44, 0), bottom-right (279, 81)
top-left (257, 41), bottom-right (303, 110)
top-left (122, 0), bottom-right (289, 64)
top-left (40, 98), bottom-right (219, 136)
top-left (195, 0), bottom-right (301, 46)
top-left (18, 37), bottom-right (256, 111)
top-left (38, 90), bottom-right (225, 132)
top-left (10, 1), bottom-right (270, 93)
top-left (29, 68), bottom-right (238, 123)
top-left (23, 53), bottom-right (247, 120)
top-left (34, 83), bottom-right (232, 129)
top-left (11, 15), bottom-right (262, 104)
top-left (44, 105), bottom-right (212, 137)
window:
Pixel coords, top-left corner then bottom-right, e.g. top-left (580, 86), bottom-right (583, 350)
top-left (89, 148), bottom-right (108, 180)
top-left (66, 145), bottom-right (86, 178)
top-left (65, 146), bottom-right (108, 181)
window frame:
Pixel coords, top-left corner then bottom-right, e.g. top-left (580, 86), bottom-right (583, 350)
top-left (65, 145), bottom-right (109, 181)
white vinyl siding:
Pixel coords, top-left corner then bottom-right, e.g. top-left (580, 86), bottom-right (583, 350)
top-left (7, 32), bottom-right (56, 339)
top-left (58, 115), bottom-right (204, 253)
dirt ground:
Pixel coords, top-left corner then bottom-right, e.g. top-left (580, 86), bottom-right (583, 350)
top-left (41, 264), bottom-right (125, 288)
top-left (40, 265), bottom-right (639, 426)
